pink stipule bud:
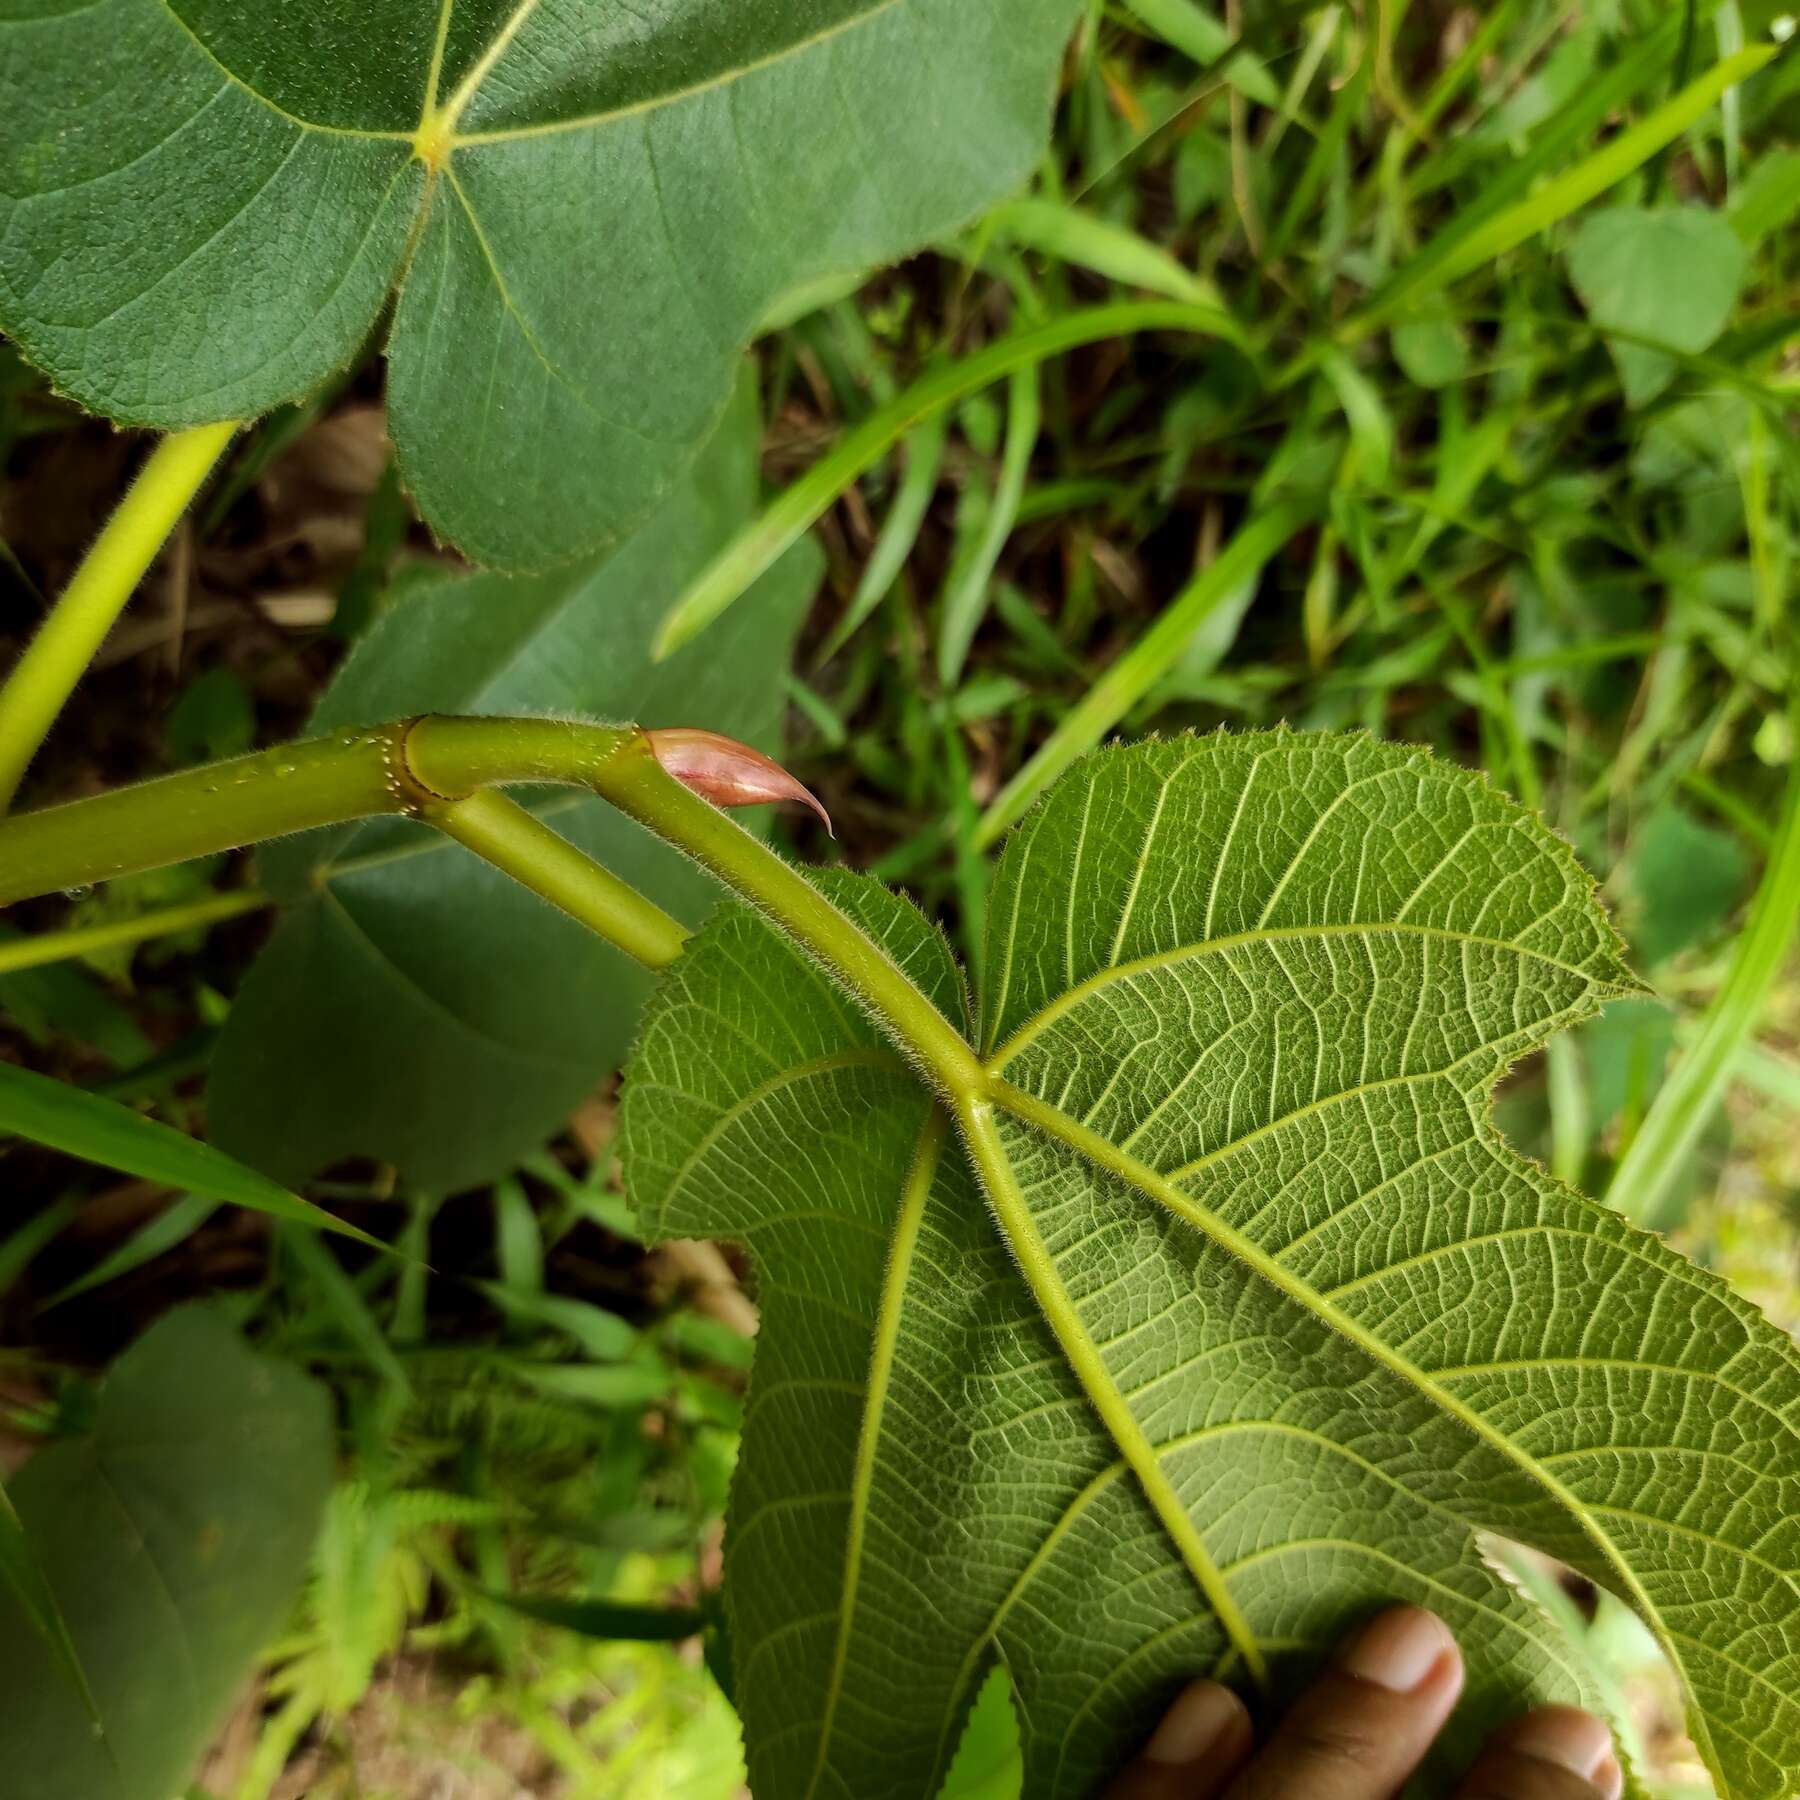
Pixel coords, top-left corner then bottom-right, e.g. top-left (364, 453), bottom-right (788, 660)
top-left (645, 729), bottom-right (834, 837)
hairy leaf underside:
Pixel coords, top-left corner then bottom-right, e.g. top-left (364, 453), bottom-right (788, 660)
top-left (620, 733), bottom-right (1800, 1800)
top-left (0, 0), bottom-right (1076, 568)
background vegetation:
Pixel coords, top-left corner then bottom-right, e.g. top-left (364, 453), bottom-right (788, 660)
top-left (1, 0), bottom-right (1796, 1793)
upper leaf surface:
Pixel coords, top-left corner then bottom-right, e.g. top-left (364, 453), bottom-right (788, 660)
top-left (0, 0), bottom-right (1078, 567)
top-left (621, 731), bottom-right (1800, 1800)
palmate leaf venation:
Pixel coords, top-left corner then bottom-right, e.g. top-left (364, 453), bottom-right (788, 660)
top-left (0, 0), bottom-right (1078, 568)
top-left (619, 731), bottom-right (1800, 1800)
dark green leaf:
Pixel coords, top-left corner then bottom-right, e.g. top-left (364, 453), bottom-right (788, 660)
top-left (0, 1482), bottom-right (99, 1731)
top-left (0, 1309), bottom-right (333, 1800)
top-left (0, 0), bottom-right (1079, 568)
top-left (165, 671), bottom-right (256, 768)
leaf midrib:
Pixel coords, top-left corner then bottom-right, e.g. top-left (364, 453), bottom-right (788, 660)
top-left (804, 1106), bottom-right (946, 1800)
top-left (983, 1071), bottom-right (1723, 1783)
top-left (955, 1091), bottom-right (1272, 1690)
top-left (715, 887), bottom-right (1674, 1783)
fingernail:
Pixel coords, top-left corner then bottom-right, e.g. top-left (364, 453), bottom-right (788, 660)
top-left (1341, 1607), bottom-right (1457, 1693)
top-left (1509, 1709), bottom-right (1618, 1787)
top-left (1143, 1682), bottom-right (1244, 1766)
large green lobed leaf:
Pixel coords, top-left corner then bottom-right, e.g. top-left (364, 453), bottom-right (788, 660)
top-left (621, 731), bottom-right (1800, 1799)
top-left (208, 372), bottom-right (819, 1195)
top-left (0, 0), bottom-right (1077, 567)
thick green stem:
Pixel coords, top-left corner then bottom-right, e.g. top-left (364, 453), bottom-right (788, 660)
top-left (0, 726), bottom-right (418, 906)
top-left (562, 730), bottom-right (989, 1098)
top-left (0, 718), bottom-right (642, 908)
top-left (398, 714), bottom-right (641, 793)
top-left (0, 421), bottom-right (238, 811)
top-left (0, 713), bottom-right (973, 1085)
top-left (424, 788), bottom-right (690, 971)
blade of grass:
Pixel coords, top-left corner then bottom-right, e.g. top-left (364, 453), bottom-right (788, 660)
top-left (0, 1195), bottom-right (75, 1291)
top-left (1728, 147), bottom-right (1800, 245)
top-left (1350, 39), bottom-right (1774, 336)
top-left (984, 198), bottom-right (1223, 307)
top-left (391, 1191), bottom-right (440, 1345)
top-left (281, 1223), bottom-right (412, 1395)
top-left (0, 1062), bottom-right (383, 1249)
top-left (1408, 14), bottom-right (1680, 206)
top-left (0, 422), bottom-right (238, 810)
top-left (475, 1588), bottom-right (707, 1643)
top-left (493, 1176), bottom-right (543, 1297)
top-left (1119, 0), bottom-right (1281, 106)
top-left (934, 469), bottom-right (994, 688)
top-left (994, 582), bottom-right (1091, 678)
top-left (938, 369), bottom-right (1041, 686)
top-left (1269, 49), bottom-right (1368, 262)
top-left (1317, 348), bottom-right (1395, 489)
top-left (1680, 769), bottom-right (1775, 852)
top-left (817, 413), bottom-right (948, 664)
top-left (1262, 3), bottom-right (1339, 160)
top-left (939, 709), bottom-right (990, 1003)
top-left (38, 1192), bottom-right (216, 1311)
top-left (786, 672), bottom-right (849, 748)
top-left (653, 301), bottom-right (1241, 658)
top-left (1715, 2), bottom-right (1745, 191)
top-left (1607, 728), bottom-right (1800, 1228)
top-left (470, 1279), bottom-right (638, 1361)
top-left (1414, 0), bottom-right (1518, 137)
top-left (0, 887), bottom-right (268, 978)
top-left (1545, 1036), bottom-right (1590, 1188)
top-left (976, 500), bottom-right (1315, 847)
top-left (1731, 1041), bottom-right (1800, 1114)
